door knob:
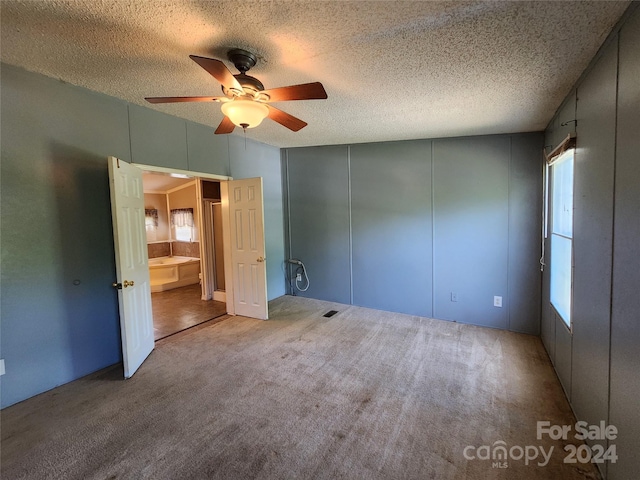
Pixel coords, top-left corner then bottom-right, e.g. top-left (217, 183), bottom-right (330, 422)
top-left (257, 257), bottom-right (265, 263)
top-left (112, 282), bottom-right (122, 290)
top-left (123, 280), bottom-right (135, 288)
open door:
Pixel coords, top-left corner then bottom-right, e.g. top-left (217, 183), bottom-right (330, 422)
top-left (108, 157), bottom-right (154, 377)
top-left (228, 177), bottom-right (268, 319)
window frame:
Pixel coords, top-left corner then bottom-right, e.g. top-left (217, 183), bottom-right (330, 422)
top-left (170, 208), bottom-right (195, 243)
top-left (547, 148), bottom-right (575, 332)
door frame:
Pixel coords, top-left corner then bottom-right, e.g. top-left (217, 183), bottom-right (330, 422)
top-left (132, 163), bottom-right (236, 315)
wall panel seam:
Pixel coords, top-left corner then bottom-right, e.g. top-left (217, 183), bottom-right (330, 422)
top-left (185, 122), bottom-right (190, 171)
top-left (507, 136), bottom-right (512, 331)
top-left (127, 104), bottom-right (134, 163)
top-left (286, 150), bottom-right (292, 295)
top-left (226, 136), bottom-right (231, 176)
top-left (606, 32), bottom-right (621, 442)
top-left (348, 145), bottom-right (353, 305)
top-left (431, 140), bottom-right (435, 318)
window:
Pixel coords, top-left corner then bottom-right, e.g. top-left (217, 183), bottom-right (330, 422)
top-left (549, 149), bottom-right (574, 328)
top-left (145, 209), bottom-right (158, 229)
top-left (170, 208), bottom-right (194, 242)
top-left (145, 209), bottom-right (158, 242)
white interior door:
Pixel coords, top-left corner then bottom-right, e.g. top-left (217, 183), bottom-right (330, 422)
top-left (108, 156), bottom-right (154, 377)
top-left (228, 177), bottom-right (268, 319)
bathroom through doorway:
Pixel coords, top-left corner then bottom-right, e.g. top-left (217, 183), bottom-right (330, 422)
top-left (142, 170), bottom-right (227, 340)
top-left (109, 157), bottom-right (268, 376)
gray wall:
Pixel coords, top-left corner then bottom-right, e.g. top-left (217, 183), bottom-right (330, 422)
top-left (541, 5), bottom-right (640, 479)
top-left (609, 8), bottom-right (640, 479)
top-left (285, 146), bottom-right (351, 304)
top-left (0, 64), bottom-right (285, 408)
top-left (284, 132), bottom-right (543, 333)
top-left (351, 141), bottom-right (432, 316)
top-left (433, 136), bottom-right (510, 328)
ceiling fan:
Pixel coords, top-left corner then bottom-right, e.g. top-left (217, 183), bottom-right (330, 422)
top-left (145, 49), bottom-right (327, 134)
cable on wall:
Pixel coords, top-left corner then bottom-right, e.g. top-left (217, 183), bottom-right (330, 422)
top-left (286, 259), bottom-right (310, 292)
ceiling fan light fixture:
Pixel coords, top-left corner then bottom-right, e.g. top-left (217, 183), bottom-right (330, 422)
top-left (146, 53), bottom-right (326, 134)
top-left (221, 99), bottom-right (269, 129)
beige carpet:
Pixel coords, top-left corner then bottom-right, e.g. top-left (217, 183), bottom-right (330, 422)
top-left (1, 296), bottom-right (599, 479)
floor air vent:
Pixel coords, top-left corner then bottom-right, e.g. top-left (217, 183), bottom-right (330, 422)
top-left (323, 310), bottom-right (339, 318)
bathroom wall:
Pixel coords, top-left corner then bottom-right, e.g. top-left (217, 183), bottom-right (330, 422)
top-left (167, 182), bottom-right (200, 258)
top-left (167, 182), bottom-right (199, 242)
top-left (171, 242), bottom-right (200, 258)
top-left (1, 63), bottom-right (285, 408)
top-left (144, 192), bottom-right (169, 242)
top-left (147, 242), bottom-right (170, 259)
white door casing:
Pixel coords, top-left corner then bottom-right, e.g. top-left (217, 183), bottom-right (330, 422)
top-left (228, 177), bottom-right (268, 319)
top-left (108, 157), bottom-right (154, 377)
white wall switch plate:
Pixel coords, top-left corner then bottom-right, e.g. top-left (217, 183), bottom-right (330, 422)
top-left (494, 296), bottom-right (503, 307)
top-left (0, 359), bottom-right (5, 376)
top-left (451, 292), bottom-right (458, 302)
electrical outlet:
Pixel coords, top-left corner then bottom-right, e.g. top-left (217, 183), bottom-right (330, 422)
top-left (0, 359), bottom-right (5, 376)
top-left (296, 273), bottom-right (302, 281)
top-left (451, 292), bottom-right (458, 302)
top-left (494, 296), bottom-right (503, 307)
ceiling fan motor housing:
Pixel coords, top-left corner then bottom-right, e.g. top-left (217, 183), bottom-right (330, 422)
top-left (223, 49), bottom-right (266, 98)
top-left (227, 48), bottom-right (258, 73)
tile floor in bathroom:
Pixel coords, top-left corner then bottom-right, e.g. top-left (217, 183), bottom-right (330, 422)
top-left (151, 284), bottom-right (227, 340)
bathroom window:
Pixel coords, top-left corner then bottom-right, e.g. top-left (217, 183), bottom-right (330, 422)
top-left (171, 208), bottom-right (194, 242)
top-left (145, 209), bottom-right (158, 242)
top-left (145, 209), bottom-right (158, 229)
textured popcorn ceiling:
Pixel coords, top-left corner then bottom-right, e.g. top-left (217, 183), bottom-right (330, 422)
top-left (0, 1), bottom-right (630, 148)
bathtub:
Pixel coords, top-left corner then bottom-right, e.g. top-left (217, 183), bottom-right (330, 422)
top-left (148, 256), bottom-right (201, 293)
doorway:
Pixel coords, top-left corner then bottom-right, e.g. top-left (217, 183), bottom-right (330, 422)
top-left (109, 157), bottom-right (269, 377)
top-left (142, 171), bottom-right (227, 340)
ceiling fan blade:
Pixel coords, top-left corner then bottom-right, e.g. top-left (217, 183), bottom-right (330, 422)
top-left (262, 82), bottom-right (327, 102)
top-left (267, 105), bottom-right (308, 132)
top-left (215, 116), bottom-right (236, 135)
top-left (145, 96), bottom-right (225, 104)
top-left (189, 55), bottom-right (242, 91)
